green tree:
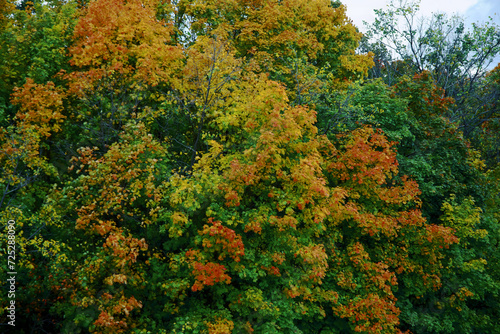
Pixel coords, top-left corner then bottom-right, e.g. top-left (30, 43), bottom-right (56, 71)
top-left (362, 0), bottom-right (500, 143)
top-left (319, 75), bottom-right (500, 333)
top-left (0, 0), bottom-right (77, 123)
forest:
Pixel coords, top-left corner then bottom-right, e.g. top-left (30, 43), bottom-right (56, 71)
top-left (0, 0), bottom-right (499, 333)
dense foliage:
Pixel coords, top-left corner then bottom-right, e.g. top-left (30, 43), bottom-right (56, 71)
top-left (0, 0), bottom-right (499, 333)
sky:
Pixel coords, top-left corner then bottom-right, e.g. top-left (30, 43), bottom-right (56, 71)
top-left (343, 0), bottom-right (500, 32)
top-left (343, 0), bottom-right (500, 68)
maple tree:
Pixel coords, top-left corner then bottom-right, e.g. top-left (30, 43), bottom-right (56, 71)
top-left (0, 0), bottom-right (77, 121)
top-left (0, 61), bottom-right (70, 333)
top-left (61, 0), bottom-right (183, 151)
top-left (319, 74), bottom-right (500, 333)
top-left (44, 79), bottom-right (458, 333)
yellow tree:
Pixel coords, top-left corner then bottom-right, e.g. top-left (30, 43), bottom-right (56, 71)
top-left (65, 0), bottom-right (183, 148)
top-left (176, 0), bottom-right (373, 94)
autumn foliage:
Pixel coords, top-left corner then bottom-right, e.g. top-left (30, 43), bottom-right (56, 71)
top-left (0, 0), bottom-right (498, 333)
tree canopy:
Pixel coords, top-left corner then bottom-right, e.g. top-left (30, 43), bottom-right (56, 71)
top-left (0, 0), bottom-right (499, 333)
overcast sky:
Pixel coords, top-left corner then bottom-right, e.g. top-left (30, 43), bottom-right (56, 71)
top-left (343, 0), bottom-right (500, 68)
top-left (343, 0), bottom-right (500, 32)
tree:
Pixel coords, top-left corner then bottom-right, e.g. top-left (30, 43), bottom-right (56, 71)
top-left (3, 0), bottom-right (496, 332)
top-left (45, 78), bottom-right (458, 333)
top-left (473, 64), bottom-right (500, 167)
top-left (61, 0), bottom-right (183, 152)
top-left (176, 0), bottom-right (373, 93)
top-left (318, 75), bottom-right (500, 333)
top-left (0, 78), bottom-right (69, 332)
top-left (362, 0), bottom-right (500, 142)
top-left (0, 0), bottom-right (77, 125)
